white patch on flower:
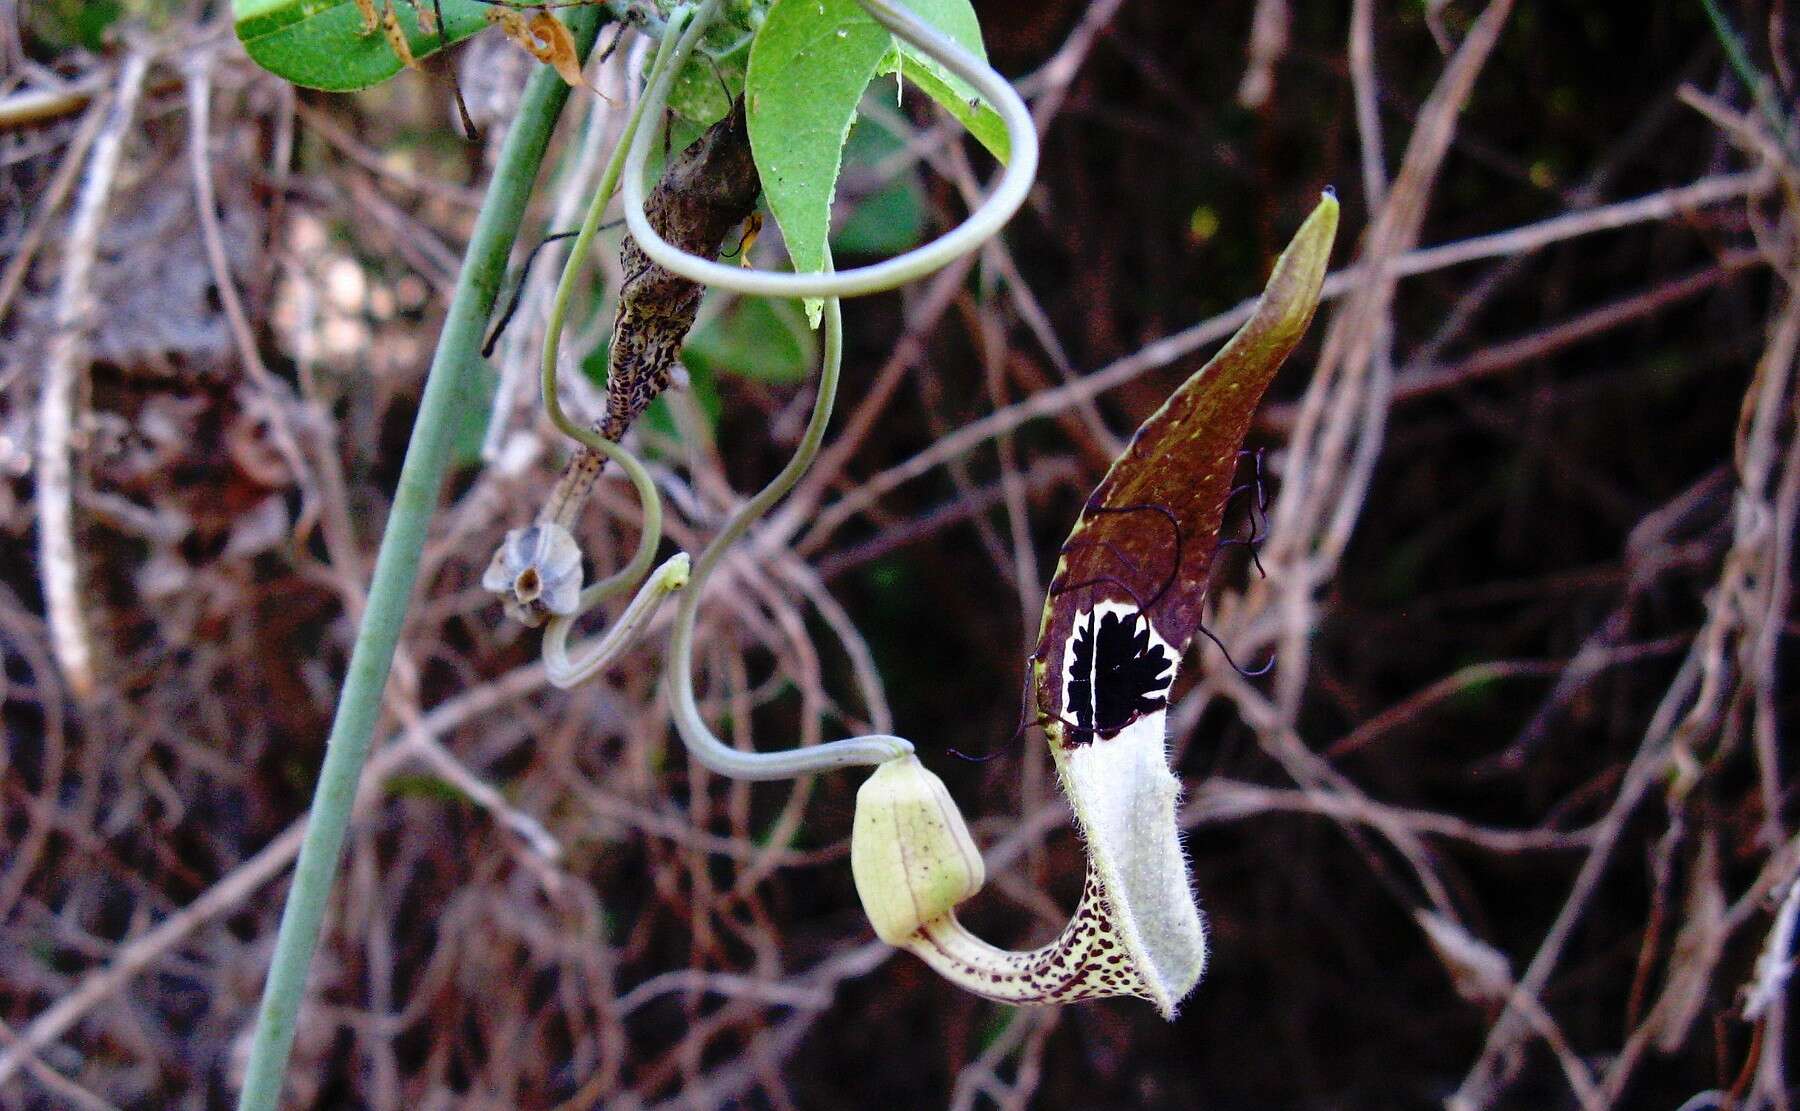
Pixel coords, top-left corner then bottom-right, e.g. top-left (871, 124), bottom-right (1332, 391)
top-left (1060, 600), bottom-right (1177, 743)
top-left (1056, 600), bottom-right (1206, 1006)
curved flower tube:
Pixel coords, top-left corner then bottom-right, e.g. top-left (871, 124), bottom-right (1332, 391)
top-left (620, 0), bottom-right (1038, 299)
top-left (854, 755), bottom-right (1191, 1014)
top-left (852, 195), bottom-right (1340, 1017)
top-left (664, 281), bottom-right (913, 778)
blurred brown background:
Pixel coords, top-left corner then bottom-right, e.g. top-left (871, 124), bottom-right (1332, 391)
top-left (2, 0), bottom-right (1797, 1107)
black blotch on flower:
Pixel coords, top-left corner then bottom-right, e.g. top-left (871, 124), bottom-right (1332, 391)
top-left (1066, 610), bottom-right (1175, 742)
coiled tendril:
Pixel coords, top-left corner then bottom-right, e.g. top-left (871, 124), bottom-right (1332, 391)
top-left (538, 0), bottom-right (1040, 779)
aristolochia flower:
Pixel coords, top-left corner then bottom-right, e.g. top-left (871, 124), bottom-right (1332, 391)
top-left (852, 191), bottom-right (1339, 1018)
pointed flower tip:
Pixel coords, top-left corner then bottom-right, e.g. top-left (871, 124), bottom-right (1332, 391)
top-left (1310, 186), bottom-right (1339, 231)
top-left (1282, 189), bottom-right (1340, 283)
top-left (1251, 190), bottom-right (1339, 346)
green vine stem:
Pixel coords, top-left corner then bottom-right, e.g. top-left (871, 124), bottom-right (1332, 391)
top-left (234, 12), bottom-right (603, 1109)
top-left (665, 278), bottom-right (914, 778)
top-left (621, 0), bottom-right (1038, 299)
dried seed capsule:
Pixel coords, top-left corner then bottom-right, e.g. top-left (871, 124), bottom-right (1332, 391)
top-left (481, 522), bottom-right (583, 627)
top-left (494, 100), bottom-right (762, 627)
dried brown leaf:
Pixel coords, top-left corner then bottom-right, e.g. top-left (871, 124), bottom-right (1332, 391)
top-left (486, 8), bottom-right (585, 88)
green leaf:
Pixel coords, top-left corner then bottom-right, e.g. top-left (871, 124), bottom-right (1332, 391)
top-left (745, 0), bottom-right (891, 310)
top-left (834, 116), bottom-right (926, 255)
top-left (888, 53), bottom-right (1009, 163)
top-left (877, 0), bottom-right (1009, 163)
top-left (666, 11), bottom-right (764, 126)
top-left (745, 0), bottom-right (1006, 322)
top-left (234, 0), bottom-right (492, 92)
top-left (684, 296), bottom-right (815, 384)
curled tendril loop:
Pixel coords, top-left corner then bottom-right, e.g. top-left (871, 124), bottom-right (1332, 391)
top-left (542, 0), bottom-right (1040, 779)
top-left (619, 0), bottom-right (1039, 300)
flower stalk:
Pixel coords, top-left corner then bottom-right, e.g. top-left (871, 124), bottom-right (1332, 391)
top-left (235, 12), bottom-right (605, 1109)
